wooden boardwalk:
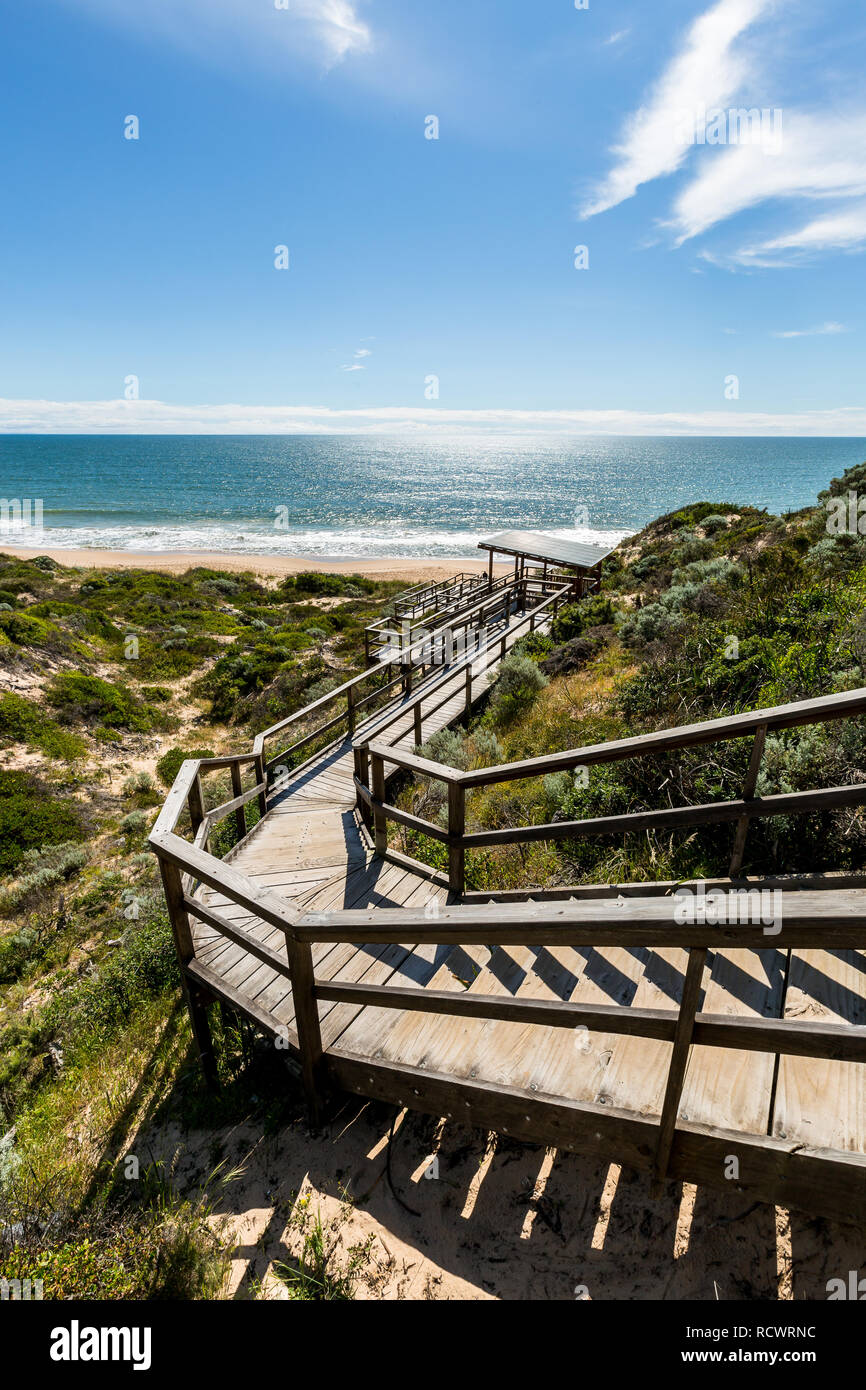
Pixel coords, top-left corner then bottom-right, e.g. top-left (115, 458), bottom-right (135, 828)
top-left (153, 574), bottom-right (866, 1225)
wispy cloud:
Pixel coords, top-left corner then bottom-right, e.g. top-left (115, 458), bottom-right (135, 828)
top-left (580, 0), bottom-right (774, 218)
top-left (771, 321), bottom-right (849, 339)
top-left (340, 345), bottom-right (373, 370)
top-left (67, 0), bottom-right (372, 69)
top-left (582, 0), bottom-right (866, 271)
top-left (670, 110), bottom-right (866, 245)
top-left (3, 397), bottom-right (866, 437)
top-left (603, 29), bottom-right (631, 47)
top-left (701, 200), bottom-right (866, 268)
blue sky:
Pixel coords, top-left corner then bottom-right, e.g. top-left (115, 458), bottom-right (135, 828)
top-left (1, 0), bottom-right (865, 433)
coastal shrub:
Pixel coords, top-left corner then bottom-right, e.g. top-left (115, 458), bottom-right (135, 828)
top-left (47, 673), bottom-right (152, 731)
top-left (418, 727), bottom-right (469, 770)
top-left (0, 693), bottom-right (87, 760)
top-left (93, 727), bottom-right (123, 745)
top-left (280, 572), bottom-right (375, 598)
top-left (122, 772), bottom-right (157, 799)
top-left (467, 728), bottom-right (503, 768)
top-left (155, 747), bottom-right (215, 788)
top-left (193, 639), bottom-right (304, 720)
top-left (628, 554), bottom-right (660, 582)
top-left (119, 810), bottom-right (149, 838)
top-left (486, 653), bottom-right (548, 723)
top-left (671, 557), bottom-right (743, 588)
top-left (701, 513), bottom-right (729, 535)
top-left (619, 602), bottom-right (685, 648)
top-left (669, 534), bottom-right (713, 567)
top-left (0, 771), bottom-right (85, 874)
top-left (550, 595), bottom-right (613, 645)
top-left (140, 685), bottom-right (173, 704)
top-left (304, 676), bottom-right (342, 704)
top-left (0, 610), bottom-right (59, 649)
top-left (0, 842), bottom-right (88, 922)
top-left (510, 632), bottom-right (554, 661)
top-left (42, 903), bottom-right (178, 1062)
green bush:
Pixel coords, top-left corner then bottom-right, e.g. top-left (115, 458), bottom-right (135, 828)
top-left (279, 571), bottom-right (374, 598)
top-left (119, 810), bottom-right (149, 837)
top-left (0, 693), bottom-right (87, 760)
top-left (486, 653), bottom-right (548, 723)
top-left (550, 595), bottom-right (613, 645)
top-left (155, 747), bottom-right (215, 788)
top-left (0, 771), bottom-right (85, 874)
top-left (0, 841), bottom-right (88, 922)
top-left (47, 673), bottom-right (152, 731)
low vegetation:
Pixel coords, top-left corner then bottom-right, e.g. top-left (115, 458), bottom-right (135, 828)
top-left (396, 462), bottom-right (866, 891)
top-left (0, 555), bottom-right (401, 1297)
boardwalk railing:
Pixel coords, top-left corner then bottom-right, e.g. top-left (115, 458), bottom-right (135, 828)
top-left (258, 574), bottom-right (569, 794)
top-left (355, 686), bottom-right (866, 894)
top-left (149, 591), bottom-right (866, 1219)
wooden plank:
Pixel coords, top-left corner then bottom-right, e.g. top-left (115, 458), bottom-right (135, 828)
top-left (773, 948), bottom-right (866, 1152)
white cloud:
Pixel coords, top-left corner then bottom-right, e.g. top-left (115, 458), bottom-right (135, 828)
top-left (703, 200), bottom-right (866, 268)
top-left (340, 363), bottom-right (365, 371)
top-left (353, 348), bottom-right (372, 358)
top-left (670, 110), bottom-right (866, 244)
top-left (603, 29), bottom-right (631, 47)
top-left (771, 321), bottom-right (849, 338)
top-left (580, 0), bottom-right (774, 218)
top-left (67, 0), bottom-right (372, 69)
top-left (3, 397), bottom-right (866, 436)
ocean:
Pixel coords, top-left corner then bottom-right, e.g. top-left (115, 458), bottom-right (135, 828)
top-left (0, 434), bottom-right (863, 560)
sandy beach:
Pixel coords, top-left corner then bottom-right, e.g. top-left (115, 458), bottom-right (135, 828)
top-left (2, 545), bottom-right (512, 584)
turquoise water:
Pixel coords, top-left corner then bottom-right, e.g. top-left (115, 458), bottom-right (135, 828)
top-left (0, 434), bottom-right (863, 559)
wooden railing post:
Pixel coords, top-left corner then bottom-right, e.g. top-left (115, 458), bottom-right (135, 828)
top-left (729, 723), bottom-right (767, 876)
top-left (652, 945), bottom-right (707, 1192)
top-left (230, 762), bottom-right (246, 843)
top-left (285, 934), bottom-right (324, 1126)
top-left (448, 781), bottom-right (465, 897)
top-left (254, 750), bottom-right (268, 819)
top-left (346, 683), bottom-right (355, 738)
top-left (187, 773), bottom-right (205, 837)
top-left (414, 704), bottom-right (423, 747)
top-left (157, 854), bottom-right (218, 1089)
top-left (465, 664), bottom-right (472, 720)
top-left (354, 746), bottom-right (372, 829)
top-left (370, 751), bottom-right (388, 855)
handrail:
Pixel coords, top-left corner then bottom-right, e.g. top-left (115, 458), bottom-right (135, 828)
top-left (254, 572), bottom-right (559, 780)
top-left (359, 683), bottom-right (866, 893)
top-left (356, 581), bottom-right (563, 757)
